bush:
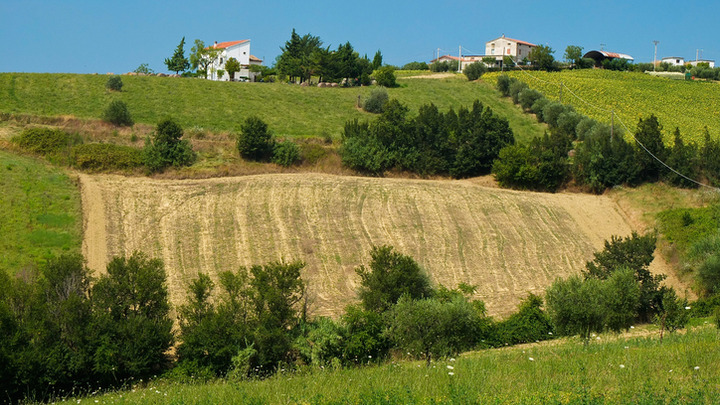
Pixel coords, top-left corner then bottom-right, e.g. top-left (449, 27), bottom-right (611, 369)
top-left (12, 127), bottom-right (78, 155)
top-left (373, 66), bottom-right (397, 87)
top-left (530, 98), bottom-right (549, 120)
top-left (237, 116), bottom-right (275, 161)
top-left (272, 140), bottom-right (300, 167)
top-left (463, 62), bottom-right (487, 81)
top-left (556, 111), bottom-right (583, 139)
top-left (355, 245), bottom-right (433, 313)
top-left (518, 89), bottom-right (543, 111)
top-left (540, 102), bottom-right (568, 128)
top-left (402, 61), bottom-right (429, 70)
top-left (105, 75), bottom-right (123, 91)
top-left (493, 294), bottom-right (553, 346)
top-left (363, 87), bottom-right (389, 113)
top-left (143, 118), bottom-right (195, 172)
top-left (103, 100), bottom-right (134, 126)
top-left (575, 117), bottom-right (597, 141)
top-left (496, 74), bottom-right (513, 97)
top-left (71, 143), bottom-right (143, 171)
top-left (509, 80), bottom-right (529, 104)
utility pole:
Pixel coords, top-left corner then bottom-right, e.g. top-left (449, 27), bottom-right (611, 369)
top-left (459, 45), bottom-right (462, 73)
top-left (600, 43), bottom-right (606, 51)
top-left (653, 40), bottom-right (659, 71)
top-left (559, 81), bottom-right (563, 103)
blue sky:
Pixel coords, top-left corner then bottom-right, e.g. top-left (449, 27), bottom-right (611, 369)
top-left (1, 0), bottom-right (717, 74)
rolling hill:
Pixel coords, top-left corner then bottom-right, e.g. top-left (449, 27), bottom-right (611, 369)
top-left (79, 172), bottom-right (657, 318)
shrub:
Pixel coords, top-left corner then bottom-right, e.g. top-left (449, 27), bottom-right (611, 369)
top-left (496, 74), bottom-right (513, 97)
top-left (355, 245), bottom-right (433, 313)
top-left (575, 117), bottom-right (597, 141)
top-left (363, 87), bottom-right (389, 113)
top-left (373, 66), bottom-right (397, 87)
top-left (143, 118), bottom-right (195, 172)
top-left (71, 143), bottom-right (143, 171)
top-left (530, 98), bottom-right (549, 120)
top-left (105, 75), bottom-right (123, 91)
top-left (509, 80), bottom-right (529, 104)
top-left (299, 143), bottom-right (328, 165)
top-left (12, 127), bottom-right (78, 155)
top-left (103, 100), bottom-right (134, 126)
top-left (540, 102), bottom-right (567, 127)
top-left (463, 62), bottom-right (487, 81)
top-left (556, 111), bottom-right (583, 139)
top-left (272, 140), bottom-right (300, 167)
top-left (493, 294), bottom-right (553, 345)
top-left (518, 89), bottom-right (543, 111)
top-left (402, 61), bottom-right (429, 70)
top-left (237, 116), bottom-right (274, 161)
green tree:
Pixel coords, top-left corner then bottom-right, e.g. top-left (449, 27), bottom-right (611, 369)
top-left (528, 44), bottom-right (556, 72)
top-left (634, 115), bottom-right (667, 182)
top-left (654, 288), bottom-right (689, 340)
top-left (102, 100), bottom-right (134, 127)
top-left (189, 39), bottom-right (220, 79)
top-left (603, 268), bottom-right (641, 332)
top-left (134, 63), bottom-right (154, 75)
top-left (482, 56), bottom-right (497, 66)
top-left (225, 57), bottom-right (241, 81)
top-left (340, 304), bottom-right (390, 363)
top-left (564, 45), bottom-right (584, 66)
top-left (143, 118), bottom-right (196, 172)
top-left (372, 50), bottom-right (383, 70)
top-left (545, 276), bottom-right (606, 343)
top-left (237, 116), bottom-right (274, 161)
top-left (463, 61), bottom-right (487, 81)
top-left (165, 37), bottom-right (190, 74)
top-left (276, 29), bottom-right (322, 83)
top-left (584, 232), bottom-right (664, 322)
top-left (355, 245), bottom-right (433, 313)
top-left (249, 261), bottom-right (306, 372)
top-left (385, 295), bottom-right (481, 366)
top-left (105, 75), bottom-right (123, 91)
top-left (373, 65), bottom-right (397, 87)
top-left (363, 87), bottom-right (389, 113)
top-left (91, 252), bottom-right (174, 382)
top-left (664, 127), bottom-right (699, 188)
top-left (494, 293), bottom-right (553, 345)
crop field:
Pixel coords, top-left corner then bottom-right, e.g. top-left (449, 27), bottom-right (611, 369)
top-left (484, 69), bottom-right (720, 145)
top-left (80, 172), bottom-right (660, 317)
top-left (0, 149), bottom-right (81, 272)
top-left (0, 73), bottom-right (544, 142)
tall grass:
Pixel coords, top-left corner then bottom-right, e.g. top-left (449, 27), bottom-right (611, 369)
top-left (0, 150), bottom-right (81, 272)
top-left (76, 325), bottom-right (720, 404)
top-left (0, 73), bottom-right (544, 143)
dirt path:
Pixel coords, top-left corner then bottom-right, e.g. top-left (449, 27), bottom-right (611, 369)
top-left (79, 173), bottom-right (108, 275)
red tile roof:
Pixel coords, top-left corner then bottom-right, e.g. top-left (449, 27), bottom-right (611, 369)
top-left (212, 40), bottom-right (249, 49)
top-left (249, 54), bottom-right (262, 62)
top-left (504, 37), bottom-right (536, 47)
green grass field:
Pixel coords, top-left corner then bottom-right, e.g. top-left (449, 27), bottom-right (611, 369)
top-left (484, 69), bottom-right (720, 145)
top-left (0, 149), bottom-right (82, 272)
top-left (0, 73), bottom-right (544, 142)
top-left (75, 324), bottom-right (720, 404)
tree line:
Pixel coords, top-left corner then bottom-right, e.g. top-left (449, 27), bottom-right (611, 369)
top-left (1, 232), bottom-right (701, 402)
top-left (491, 74), bottom-right (720, 193)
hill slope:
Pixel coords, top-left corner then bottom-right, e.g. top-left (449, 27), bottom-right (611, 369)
top-left (484, 69), bottom-right (720, 145)
top-left (0, 73), bottom-right (544, 142)
top-left (80, 173), bottom-right (653, 317)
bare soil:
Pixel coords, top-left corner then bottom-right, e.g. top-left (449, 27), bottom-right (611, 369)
top-left (80, 173), bottom-right (685, 318)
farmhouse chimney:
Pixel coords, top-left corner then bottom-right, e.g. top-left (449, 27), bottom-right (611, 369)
top-left (214, 41), bottom-right (218, 48)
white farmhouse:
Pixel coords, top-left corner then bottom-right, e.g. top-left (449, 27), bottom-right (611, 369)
top-left (661, 56), bottom-right (685, 66)
top-left (485, 35), bottom-right (537, 64)
top-left (208, 40), bottom-right (263, 81)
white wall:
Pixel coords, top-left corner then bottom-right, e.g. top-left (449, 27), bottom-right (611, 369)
top-left (210, 41), bottom-right (252, 81)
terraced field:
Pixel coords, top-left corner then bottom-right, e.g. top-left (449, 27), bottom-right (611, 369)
top-left (80, 173), bottom-right (656, 317)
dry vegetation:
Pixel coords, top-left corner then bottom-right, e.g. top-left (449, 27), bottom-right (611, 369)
top-left (79, 172), bottom-right (674, 318)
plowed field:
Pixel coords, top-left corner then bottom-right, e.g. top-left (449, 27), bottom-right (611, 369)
top-left (80, 173), bottom-right (660, 317)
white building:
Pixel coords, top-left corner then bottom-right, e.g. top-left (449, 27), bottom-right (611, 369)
top-left (208, 40), bottom-right (263, 81)
top-left (661, 56), bottom-right (685, 66)
top-left (688, 59), bottom-right (715, 68)
top-left (485, 35), bottom-right (537, 63)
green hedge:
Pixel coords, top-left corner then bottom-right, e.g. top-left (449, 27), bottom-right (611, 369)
top-left (71, 143), bottom-right (143, 171)
top-left (12, 127), bottom-right (78, 155)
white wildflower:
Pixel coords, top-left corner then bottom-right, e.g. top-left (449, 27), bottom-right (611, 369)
top-left (447, 365), bottom-right (454, 370)
top-left (619, 364), bottom-right (625, 369)
top-left (694, 366), bottom-right (700, 370)
top-left (448, 372), bottom-right (454, 376)
top-left (528, 357), bottom-right (535, 361)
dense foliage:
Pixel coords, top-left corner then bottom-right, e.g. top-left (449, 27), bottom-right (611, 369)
top-left (71, 143), bottom-right (143, 171)
top-left (237, 116), bottom-right (275, 161)
top-left (143, 118), bottom-right (196, 172)
top-left (341, 99), bottom-right (514, 178)
top-left (165, 37), bottom-right (190, 74)
top-left (105, 75), bottom-right (123, 91)
top-left (102, 100), bottom-right (134, 126)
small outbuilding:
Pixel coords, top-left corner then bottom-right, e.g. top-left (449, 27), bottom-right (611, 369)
top-left (583, 50), bottom-right (634, 67)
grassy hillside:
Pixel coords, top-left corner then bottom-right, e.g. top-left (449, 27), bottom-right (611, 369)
top-left (0, 149), bottom-right (82, 272)
top-left (0, 73), bottom-right (544, 142)
top-left (81, 172), bottom-right (638, 318)
top-left (484, 69), bottom-right (720, 145)
top-left (78, 324), bottom-right (720, 404)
